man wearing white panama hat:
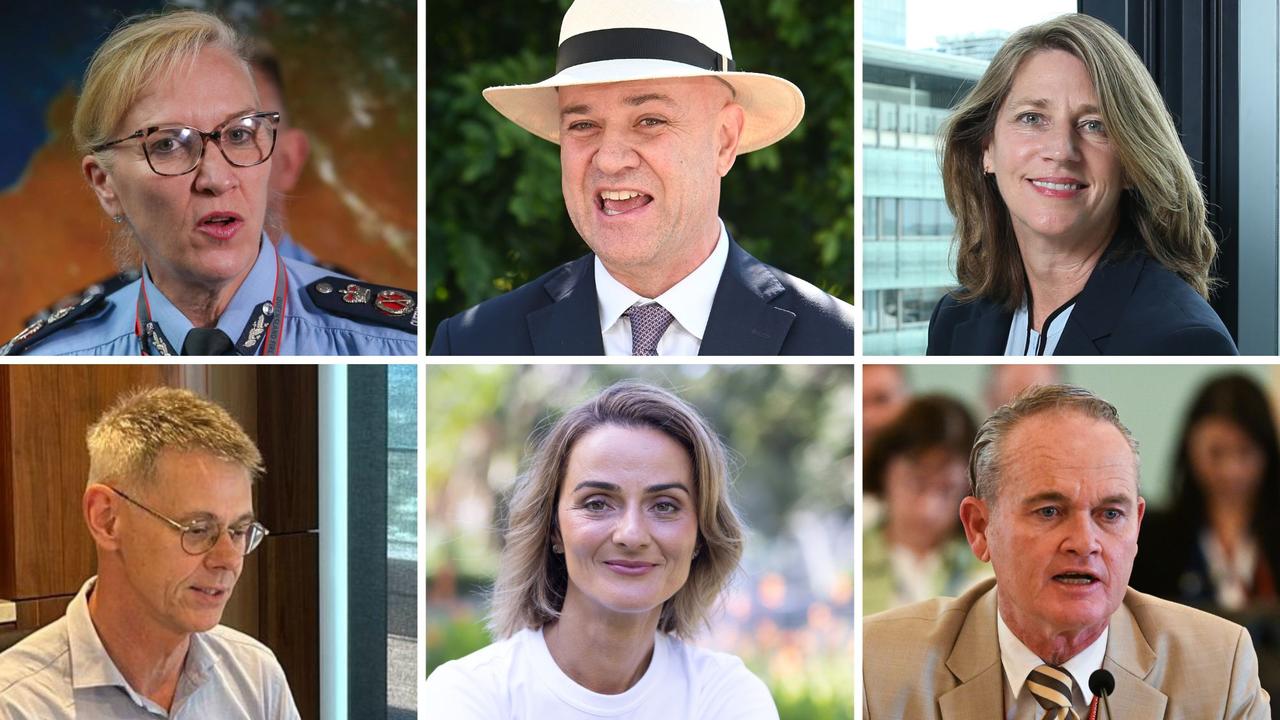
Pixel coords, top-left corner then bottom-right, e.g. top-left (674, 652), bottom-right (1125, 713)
top-left (429, 0), bottom-right (855, 356)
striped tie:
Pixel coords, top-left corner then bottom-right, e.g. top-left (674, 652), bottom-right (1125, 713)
top-left (1027, 664), bottom-right (1078, 720)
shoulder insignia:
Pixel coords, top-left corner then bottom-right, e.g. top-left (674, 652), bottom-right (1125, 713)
top-left (21, 270), bottom-right (140, 328)
top-left (306, 277), bottom-right (417, 333)
top-left (1, 292), bottom-right (108, 356)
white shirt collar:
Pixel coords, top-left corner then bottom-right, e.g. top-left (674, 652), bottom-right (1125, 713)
top-left (594, 219), bottom-right (729, 341)
top-left (997, 609), bottom-right (1108, 710)
top-left (1004, 299), bottom-right (1075, 357)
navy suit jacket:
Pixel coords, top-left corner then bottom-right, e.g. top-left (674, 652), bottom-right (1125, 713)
top-left (926, 251), bottom-right (1238, 355)
top-left (429, 239), bottom-right (855, 356)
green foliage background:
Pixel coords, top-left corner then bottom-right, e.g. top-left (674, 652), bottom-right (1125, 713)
top-left (425, 0), bottom-right (855, 341)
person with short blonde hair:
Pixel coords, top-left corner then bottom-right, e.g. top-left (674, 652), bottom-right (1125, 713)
top-left (425, 381), bottom-right (778, 719)
top-left (3, 9), bottom-right (415, 356)
top-left (927, 14), bottom-right (1236, 356)
top-left (0, 386), bottom-right (299, 718)
top-left (87, 386), bottom-right (265, 488)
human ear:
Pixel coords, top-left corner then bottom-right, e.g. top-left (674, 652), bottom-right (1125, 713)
top-left (82, 155), bottom-right (124, 220)
top-left (83, 484), bottom-right (124, 552)
top-left (958, 496), bottom-right (992, 562)
top-left (715, 103), bottom-right (744, 177)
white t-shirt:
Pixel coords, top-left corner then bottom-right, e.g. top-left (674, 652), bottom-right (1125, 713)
top-left (424, 627), bottom-right (778, 719)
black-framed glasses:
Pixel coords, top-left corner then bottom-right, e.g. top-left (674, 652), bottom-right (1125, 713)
top-left (108, 486), bottom-right (268, 556)
top-left (91, 111), bottom-right (281, 177)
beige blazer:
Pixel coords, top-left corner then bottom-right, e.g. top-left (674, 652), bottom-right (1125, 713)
top-left (862, 578), bottom-right (1269, 719)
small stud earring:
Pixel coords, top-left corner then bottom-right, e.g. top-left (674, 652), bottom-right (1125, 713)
top-left (112, 215), bottom-right (124, 224)
top-left (551, 543), bottom-right (563, 554)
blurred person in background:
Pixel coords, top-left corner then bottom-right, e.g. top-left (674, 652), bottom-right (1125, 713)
top-left (1131, 374), bottom-right (1280, 610)
top-left (424, 382), bottom-right (778, 718)
top-left (862, 364), bottom-right (911, 446)
top-left (862, 395), bottom-right (990, 615)
top-left (2, 10), bottom-right (415, 356)
top-left (984, 364), bottom-right (1063, 413)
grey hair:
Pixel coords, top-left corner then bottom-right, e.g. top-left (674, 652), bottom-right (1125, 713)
top-left (969, 383), bottom-right (1139, 502)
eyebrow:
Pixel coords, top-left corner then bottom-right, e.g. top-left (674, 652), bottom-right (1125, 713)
top-left (571, 480), bottom-right (691, 495)
top-left (152, 107), bottom-right (259, 130)
top-left (1006, 97), bottom-right (1102, 115)
top-left (179, 510), bottom-right (257, 525)
top-left (560, 94), bottom-right (678, 119)
top-left (1018, 491), bottom-right (1134, 508)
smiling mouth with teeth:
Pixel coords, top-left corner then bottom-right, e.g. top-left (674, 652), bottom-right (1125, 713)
top-left (598, 190), bottom-right (653, 216)
top-left (1031, 180), bottom-right (1084, 191)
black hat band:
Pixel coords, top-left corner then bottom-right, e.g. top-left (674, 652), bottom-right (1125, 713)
top-left (556, 28), bottom-right (735, 74)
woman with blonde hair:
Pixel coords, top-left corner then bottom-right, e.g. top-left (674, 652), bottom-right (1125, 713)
top-left (424, 381), bottom-right (777, 718)
top-left (927, 13), bottom-right (1236, 356)
top-left (2, 10), bottom-right (415, 355)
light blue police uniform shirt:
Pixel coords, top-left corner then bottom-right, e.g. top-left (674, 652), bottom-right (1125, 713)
top-left (274, 232), bottom-right (318, 265)
top-left (21, 236), bottom-right (416, 356)
top-left (0, 577), bottom-right (300, 719)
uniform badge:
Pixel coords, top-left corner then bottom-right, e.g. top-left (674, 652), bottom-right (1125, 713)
top-left (146, 322), bottom-right (173, 356)
top-left (342, 284), bottom-right (371, 304)
top-left (374, 289), bottom-right (415, 316)
top-left (0, 320), bottom-right (44, 356)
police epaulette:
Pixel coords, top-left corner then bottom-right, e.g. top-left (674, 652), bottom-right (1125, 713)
top-left (306, 277), bottom-right (417, 333)
top-left (1, 292), bottom-right (107, 356)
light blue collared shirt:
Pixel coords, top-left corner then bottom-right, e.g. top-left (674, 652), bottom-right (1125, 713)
top-left (19, 236), bottom-right (416, 356)
top-left (0, 577), bottom-right (300, 719)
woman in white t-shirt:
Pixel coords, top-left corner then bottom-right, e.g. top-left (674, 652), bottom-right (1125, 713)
top-left (425, 382), bottom-right (778, 719)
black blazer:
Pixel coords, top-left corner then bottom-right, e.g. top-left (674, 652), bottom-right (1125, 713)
top-left (926, 251), bottom-right (1238, 356)
top-left (429, 239), bottom-right (855, 356)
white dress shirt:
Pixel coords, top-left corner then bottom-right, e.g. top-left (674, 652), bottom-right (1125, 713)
top-left (595, 221), bottom-right (729, 356)
top-left (0, 577), bottom-right (299, 719)
top-left (998, 610), bottom-right (1106, 719)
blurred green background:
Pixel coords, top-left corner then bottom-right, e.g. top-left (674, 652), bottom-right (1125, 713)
top-left (425, 0), bottom-right (856, 342)
top-left (425, 365), bottom-right (855, 719)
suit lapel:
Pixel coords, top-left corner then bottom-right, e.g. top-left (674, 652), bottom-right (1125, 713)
top-left (699, 239), bottom-right (795, 355)
top-left (526, 256), bottom-right (606, 355)
top-left (951, 300), bottom-right (1011, 355)
top-left (1057, 252), bottom-right (1146, 355)
top-left (1101, 598), bottom-right (1168, 719)
top-left (939, 585), bottom-right (1005, 720)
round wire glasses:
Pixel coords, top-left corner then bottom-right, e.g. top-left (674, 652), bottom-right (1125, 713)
top-left (108, 486), bottom-right (269, 556)
top-left (91, 111), bottom-right (281, 177)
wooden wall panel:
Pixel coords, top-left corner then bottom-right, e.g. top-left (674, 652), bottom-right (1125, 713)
top-left (14, 595), bottom-right (72, 630)
top-left (261, 531), bottom-right (319, 720)
top-left (1, 365), bottom-right (177, 599)
top-left (255, 365), bottom-right (319, 534)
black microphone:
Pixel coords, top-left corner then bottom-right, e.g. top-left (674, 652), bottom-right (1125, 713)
top-left (1089, 669), bottom-right (1116, 719)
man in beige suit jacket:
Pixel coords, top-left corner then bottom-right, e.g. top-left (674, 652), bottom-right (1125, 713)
top-left (862, 384), bottom-right (1269, 719)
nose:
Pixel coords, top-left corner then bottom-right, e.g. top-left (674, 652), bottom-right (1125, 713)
top-left (1060, 511), bottom-right (1102, 557)
top-left (611, 505), bottom-right (651, 549)
top-left (1040, 121), bottom-right (1081, 164)
top-left (593, 127), bottom-right (641, 176)
top-left (192, 140), bottom-right (241, 195)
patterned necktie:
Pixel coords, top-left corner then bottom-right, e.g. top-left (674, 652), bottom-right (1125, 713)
top-left (1027, 664), bottom-right (1078, 720)
top-left (181, 328), bottom-right (236, 356)
top-left (624, 302), bottom-right (675, 356)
